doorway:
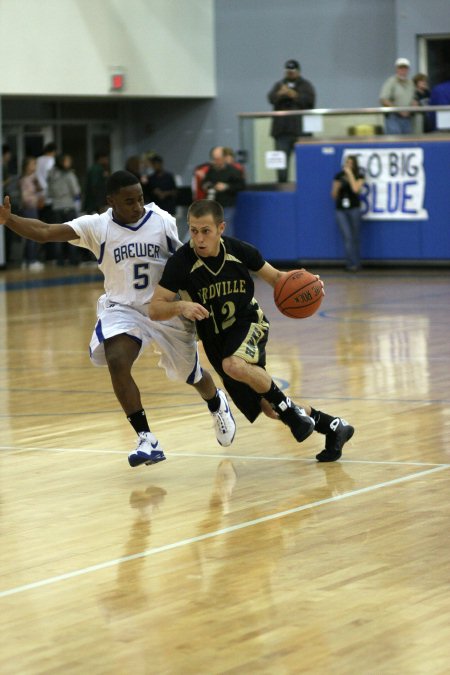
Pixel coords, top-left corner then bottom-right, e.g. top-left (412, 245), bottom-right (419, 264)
top-left (418, 34), bottom-right (450, 88)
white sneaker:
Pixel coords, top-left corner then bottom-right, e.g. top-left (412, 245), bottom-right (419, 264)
top-left (28, 261), bottom-right (45, 272)
top-left (211, 389), bottom-right (236, 447)
top-left (128, 432), bottom-right (166, 467)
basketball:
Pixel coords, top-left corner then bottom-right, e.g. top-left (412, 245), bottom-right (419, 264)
top-left (274, 269), bottom-right (323, 319)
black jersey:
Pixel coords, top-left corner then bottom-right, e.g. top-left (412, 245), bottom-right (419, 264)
top-left (159, 236), bottom-right (266, 344)
top-left (334, 169), bottom-right (365, 210)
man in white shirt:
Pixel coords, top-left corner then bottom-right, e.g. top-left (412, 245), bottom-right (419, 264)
top-left (0, 170), bottom-right (236, 467)
top-left (35, 142), bottom-right (57, 217)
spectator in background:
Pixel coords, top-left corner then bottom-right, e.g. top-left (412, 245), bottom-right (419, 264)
top-left (430, 67), bottom-right (450, 105)
top-left (413, 73), bottom-right (430, 105)
top-left (2, 143), bottom-right (12, 196)
top-left (429, 66), bottom-right (450, 131)
top-left (3, 143), bottom-right (22, 265)
top-left (412, 73), bottom-right (432, 133)
top-left (83, 151), bottom-right (110, 214)
top-left (47, 153), bottom-right (81, 265)
top-left (380, 58), bottom-right (416, 134)
top-left (331, 155), bottom-right (365, 273)
top-left (146, 154), bottom-right (177, 215)
top-left (36, 142), bottom-right (57, 222)
top-left (139, 152), bottom-right (155, 202)
top-left (19, 156), bottom-right (45, 271)
top-left (223, 147), bottom-right (246, 180)
top-left (202, 146), bottom-right (245, 236)
top-left (192, 158), bottom-right (211, 201)
top-left (268, 59), bottom-right (316, 183)
top-left (125, 155), bottom-right (143, 180)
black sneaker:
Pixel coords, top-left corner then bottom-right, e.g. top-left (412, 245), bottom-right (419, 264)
top-left (277, 399), bottom-right (315, 443)
top-left (316, 418), bottom-right (354, 462)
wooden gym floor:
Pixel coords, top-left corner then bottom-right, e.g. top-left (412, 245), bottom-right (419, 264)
top-left (0, 265), bottom-right (449, 674)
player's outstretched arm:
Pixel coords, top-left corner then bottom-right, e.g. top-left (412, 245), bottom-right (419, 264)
top-left (149, 285), bottom-right (209, 322)
top-left (256, 262), bottom-right (285, 288)
top-left (0, 196), bottom-right (77, 242)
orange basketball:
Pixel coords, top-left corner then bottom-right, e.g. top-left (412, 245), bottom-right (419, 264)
top-left (274, 269), bottom-right (323, 319)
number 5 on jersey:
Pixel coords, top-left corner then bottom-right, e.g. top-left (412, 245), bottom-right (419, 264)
top-left (134, 263), bottom-right (150, 289)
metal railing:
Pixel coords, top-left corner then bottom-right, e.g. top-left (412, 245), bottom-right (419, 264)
top-left (237, 105), bottom-right (450, 184)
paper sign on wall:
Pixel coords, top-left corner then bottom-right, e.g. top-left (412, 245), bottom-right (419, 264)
top-left (265, 151), bottom-right (287, 169)
top-left (342, 148), bottom-right (429, 220)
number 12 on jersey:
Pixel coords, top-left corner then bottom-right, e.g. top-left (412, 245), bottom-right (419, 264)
top-left (209, 301), bottom-right (236, 333)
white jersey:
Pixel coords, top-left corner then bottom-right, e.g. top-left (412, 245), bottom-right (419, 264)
top-left (67, 203), bottom-right (181, 312)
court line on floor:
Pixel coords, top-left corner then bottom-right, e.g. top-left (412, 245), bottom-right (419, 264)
top-left (1, 444), bottom-right (449, 468)
top-left (0, 464), bottom-right (447, 600)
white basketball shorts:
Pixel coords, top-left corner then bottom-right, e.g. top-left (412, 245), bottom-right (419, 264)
top-left (89, 296), bottom-right (203, 384)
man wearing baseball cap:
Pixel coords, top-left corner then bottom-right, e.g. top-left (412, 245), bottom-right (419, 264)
top-left (268, 59), bottom-right (316, 182)
top-left (380, 58), bottom-right (416, 134)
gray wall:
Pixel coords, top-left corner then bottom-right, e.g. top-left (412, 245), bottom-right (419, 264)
top-left (3, 0), bottom-right (449, 185)
top-left (396, 0), bottom-right (450, 64)
top-left (0, 0), bottom-right (215, 98)
top-left (137, 0), bottom-right (442, 183)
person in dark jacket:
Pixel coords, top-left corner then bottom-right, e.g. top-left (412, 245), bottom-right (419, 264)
top-left (83, 152), bottom-right (110, 214)
top-left (268, 59), bottom-right (316, 182)
top-left (146, 155), bottom-right (177, 215)
top-left (201, 146), bottom-right (245, 236)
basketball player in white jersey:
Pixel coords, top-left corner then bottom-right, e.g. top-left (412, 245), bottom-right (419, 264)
top-left (0, 171), bottom-right (236, 467)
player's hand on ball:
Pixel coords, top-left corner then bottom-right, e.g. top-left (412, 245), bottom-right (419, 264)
top-left (274, 269), bottom-right (324, 319)
top-left (315, 275), bottom-right (325, 296)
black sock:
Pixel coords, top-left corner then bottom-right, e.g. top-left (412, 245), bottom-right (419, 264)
top-left (262, 381), bottom-right (288, 410)
top-left (127, 409), bottom-right (150, 434)
top-left (205, 389), bottom-right (220, 413)
top-left (310, 408), bottom-right (336, 435)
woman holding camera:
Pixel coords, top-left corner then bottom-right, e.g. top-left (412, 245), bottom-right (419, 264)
top-left (331, 155), bottom-right (365, 272)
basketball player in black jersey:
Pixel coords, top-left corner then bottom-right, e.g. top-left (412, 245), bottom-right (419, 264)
top-left (149, 200), bottom-right (354, 461)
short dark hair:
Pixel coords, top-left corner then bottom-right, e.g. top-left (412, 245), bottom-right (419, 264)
top-left (413, 72), bottom-right (428, 86)
top-left (55, 153), bottom-right (70, 170)
top-left (43, 142), bottom-right (57, 154)
top-left (106, 170), bottom-right (140, 196)
top-left (188, 199), bottom-right (224, 224)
